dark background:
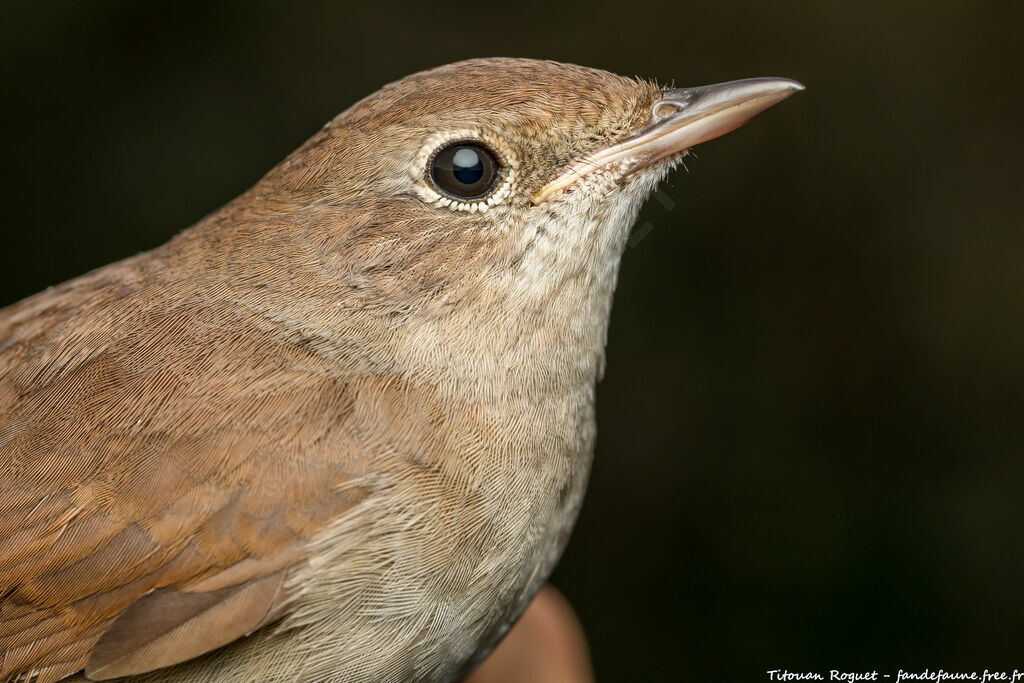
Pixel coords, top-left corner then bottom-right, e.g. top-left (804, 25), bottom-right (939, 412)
top-left (3, 1), bottom-right (1023, 680)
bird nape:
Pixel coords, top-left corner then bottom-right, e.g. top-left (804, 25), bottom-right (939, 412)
top-left (0, 58), bottom-right (801, 683)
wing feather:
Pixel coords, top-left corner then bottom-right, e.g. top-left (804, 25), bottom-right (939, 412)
top-left (85, 568), bottom-right (291, 680)
top-left (0, 253), bottom-right (364, 681)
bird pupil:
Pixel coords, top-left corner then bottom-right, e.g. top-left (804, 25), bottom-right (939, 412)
top-left (451, 148), bottom-right (483, 185)
top-left (429, 141), bottom-right (499, 201)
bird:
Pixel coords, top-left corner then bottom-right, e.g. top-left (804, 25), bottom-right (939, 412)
top-left (0, 58), bottom-right (802, 682)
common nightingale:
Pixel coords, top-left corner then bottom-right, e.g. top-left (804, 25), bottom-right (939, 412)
top-left (0, 58), bottom-right (801, 682)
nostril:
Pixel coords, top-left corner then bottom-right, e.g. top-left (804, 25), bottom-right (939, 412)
top-left (652, 101), bottom-right (681, 120)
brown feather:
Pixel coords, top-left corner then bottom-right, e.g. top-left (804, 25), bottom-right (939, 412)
top-left (0, 249), bottom-right (366, 680)
top-left (85, 568), bottom-right (291, 680)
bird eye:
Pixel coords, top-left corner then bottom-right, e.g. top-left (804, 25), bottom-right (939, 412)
top-left (429, 142), bottom-right (500, 200)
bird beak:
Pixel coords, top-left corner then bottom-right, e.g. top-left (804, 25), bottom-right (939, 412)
top-left (532, 77), bottom-right (804, 204)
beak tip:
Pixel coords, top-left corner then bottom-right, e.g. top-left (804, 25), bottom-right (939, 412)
top-left (753, 78), bottom-right (805, 96)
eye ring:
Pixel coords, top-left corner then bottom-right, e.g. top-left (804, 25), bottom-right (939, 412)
top-left (427, 140), bottom-right (502, 201)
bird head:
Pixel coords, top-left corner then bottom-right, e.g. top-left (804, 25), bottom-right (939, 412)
top-left (192, 58), bottom-right (802, 392)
